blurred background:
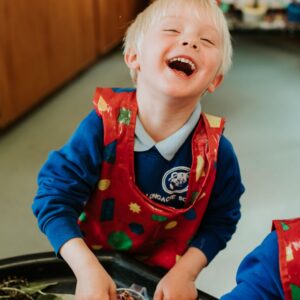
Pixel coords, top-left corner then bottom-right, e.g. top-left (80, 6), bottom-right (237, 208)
top-left (0, 0), bottom-right (300, 298)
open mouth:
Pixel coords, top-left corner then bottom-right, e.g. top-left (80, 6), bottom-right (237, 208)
top-left (168, 57), bottom-right (196, 76)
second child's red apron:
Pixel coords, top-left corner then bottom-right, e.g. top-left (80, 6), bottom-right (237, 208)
top-left (273, 218), bottom-right (300, 299)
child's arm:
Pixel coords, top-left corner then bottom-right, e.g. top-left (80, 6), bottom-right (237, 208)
top-left (32, 111), bottom-right (103, 254)
top-left (220, 231), bottom-right (283, 299)
top-left (60, 237), bottom-right (117, 300)
top-left (154, 247), bottom-right (206, 300)
top-left (190, 136), bottom-right (244, 263)
top-left (32, 111), bottom-right (115, 299)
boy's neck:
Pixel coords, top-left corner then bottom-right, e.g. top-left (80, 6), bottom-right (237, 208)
top-left (136, 88), bottom-right (200, 142)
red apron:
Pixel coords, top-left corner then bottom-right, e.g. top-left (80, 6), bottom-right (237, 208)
top-left (79, 87), bottom-right (225, 269)
top-left (273, 218), bottom-right (300, 299)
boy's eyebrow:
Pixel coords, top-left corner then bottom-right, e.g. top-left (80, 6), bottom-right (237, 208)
top-left (159, 15), bottom-right (180, 22)
top-left (159, 15), bottom-right (219, 32)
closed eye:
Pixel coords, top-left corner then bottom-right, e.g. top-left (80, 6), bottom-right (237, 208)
top-left (201, 38), bottom-right (214, 45)
top-left (163, 29), bottom-right (180, 33)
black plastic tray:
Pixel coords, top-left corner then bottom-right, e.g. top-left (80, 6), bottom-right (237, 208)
top-left (0, 251), bottom-right (217, 300)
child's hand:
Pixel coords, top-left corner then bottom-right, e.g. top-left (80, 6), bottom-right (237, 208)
top-left (153, 267), bottom-right (197, 300)
top-left (59, 238), bottom-right (118, 300)
top-left (75, 262), bottom-right (117, 300)
top-left (153, 247), bottom-right (208, 300)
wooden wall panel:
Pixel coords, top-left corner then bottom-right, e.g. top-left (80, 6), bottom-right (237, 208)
top-left (0, 1), bottom-right (50, 127)
top-left (0, 0), bottom-right (97, 129)
top-left (96, 0), bottom-right (125, 55)
top-left (95, 0), bottom-right (147, 55)
top-left (0, 0), bottom-right (147, 129)
top-left (46, 0), bottom-right (97, 88)
top-left (0, 2), bottom-right (11, 127)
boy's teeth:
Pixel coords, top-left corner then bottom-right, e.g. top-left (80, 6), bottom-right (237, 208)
top-left (169, 57), bottom-right (196, 70)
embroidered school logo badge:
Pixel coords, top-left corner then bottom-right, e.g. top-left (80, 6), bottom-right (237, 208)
top-left (162, 166), bottom-right (190, 194)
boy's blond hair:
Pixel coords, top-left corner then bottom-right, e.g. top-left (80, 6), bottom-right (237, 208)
top-left (124, 0), bottom-right (232, 83)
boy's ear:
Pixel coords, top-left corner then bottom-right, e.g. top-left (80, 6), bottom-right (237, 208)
top-left (207, 74), bottom-right (224, 93)
top-left (124, 48), bottom-right (140, 70)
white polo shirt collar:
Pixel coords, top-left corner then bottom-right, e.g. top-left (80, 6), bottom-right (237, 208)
top-left (134, 103), bottom-right (201, 161)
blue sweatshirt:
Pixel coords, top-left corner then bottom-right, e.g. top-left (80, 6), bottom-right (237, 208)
top-left (32, 109), bottom-right (244, 263)
top-left (221, 231), bottom-right (284, 300)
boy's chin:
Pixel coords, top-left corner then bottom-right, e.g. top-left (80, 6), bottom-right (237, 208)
top-left (138, 79), bottom-right (202, 100)
top-left (162, 87), bottom-right (201, 100)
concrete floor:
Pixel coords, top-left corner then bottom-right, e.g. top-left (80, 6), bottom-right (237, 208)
top-left (0, 33), bottom-right (299, 298)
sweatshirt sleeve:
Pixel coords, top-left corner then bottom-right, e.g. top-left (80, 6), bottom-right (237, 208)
top-left (32, 110), bottom-right (103, 253)
top-left (220, 231), bottom-right (284, 299)
top-left (190, 136), bottom-right (245, 263)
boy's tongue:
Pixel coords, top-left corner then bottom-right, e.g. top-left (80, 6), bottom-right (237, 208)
top-left (168, 60), bottom-right (193, 76)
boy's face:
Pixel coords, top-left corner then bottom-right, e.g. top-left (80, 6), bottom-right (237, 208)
top-left (126, 4), bottom-right (224, 101)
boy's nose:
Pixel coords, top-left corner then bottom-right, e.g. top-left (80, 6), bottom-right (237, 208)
top-left (182, 41), bottom-right (199, 50)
